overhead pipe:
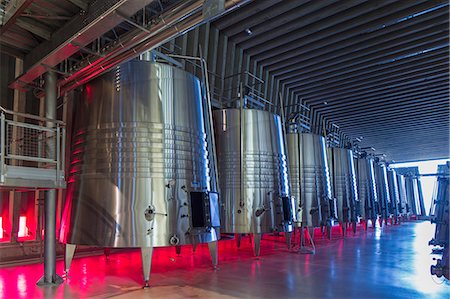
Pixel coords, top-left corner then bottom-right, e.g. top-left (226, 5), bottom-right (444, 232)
top-left (52, 0), bottom-right (250, 96)
top-left (63, 1), bottom-right (203, 84)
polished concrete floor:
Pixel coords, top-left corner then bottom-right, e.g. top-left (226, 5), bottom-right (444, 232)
top-left (1, 221), bottom-right (449, 298)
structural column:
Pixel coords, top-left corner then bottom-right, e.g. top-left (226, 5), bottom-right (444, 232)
top-left (37, 71), bottom-right (63, 286)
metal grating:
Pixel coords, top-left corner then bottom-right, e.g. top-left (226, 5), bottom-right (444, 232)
top-left (212, 0), bottom-right (450, 162)
top-left (6, 123), bottom-right (55, 162)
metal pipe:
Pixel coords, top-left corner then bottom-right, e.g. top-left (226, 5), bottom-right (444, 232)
top-left (37, 71), bottom-right (63, 286)
top-left (239, 82), bottom-right (244, 208)
top-left (44, 70), bottom-right (56, 283)
top-left (60, 1), bottom-right (205, 88)
top-left (278, 92), bottom-right (289, 198)
top-left (0, 112), bottom-right (5, 183)
top-left (199, 48), bottom-right (220, 194)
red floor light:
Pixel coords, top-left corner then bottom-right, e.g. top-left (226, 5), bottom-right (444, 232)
top-left (0, 216), bottom-right (3, 239)
top-left (18, 216), bottom-right (28, 238)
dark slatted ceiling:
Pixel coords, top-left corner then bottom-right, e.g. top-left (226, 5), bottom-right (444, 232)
top-left (213, 0), bottom-right (450, 162)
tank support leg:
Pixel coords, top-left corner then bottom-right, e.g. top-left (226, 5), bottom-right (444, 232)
top-left (307, 227), bottom-right (314, 243)
top-left (299, 227), bottom-right (316, 254)
top-left (236, 234), bottom-right (242, 248)
top-left (253, 233), bottom-right (261, 257)
top-left (285, 232), bottom-right (292, 249)
top-left (208, 240), bottom-right (218, 269)
top-left (300, 227), bottom-right (305, 249)
top-left (293, 228), bottom-right (298, 246)
top-left (326, 224), bottom-right (332, 240)
top-left (341, 223), bottom-right (347, 237)
top-left (192, 242), bottom-right (197, 253)
top-left (175, 245), bottom-right (182, 256)
top-left (352, 221), bottom-right (357, 234)
top-left (141, 247), bottom-right (153, 288)
top-left (104, 247), bottom-right (111, 260)
top-left (64, 244), bottom-right (76, 277)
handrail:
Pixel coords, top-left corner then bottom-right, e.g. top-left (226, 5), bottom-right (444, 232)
top-left (0, 106), bottom-right (65, 125)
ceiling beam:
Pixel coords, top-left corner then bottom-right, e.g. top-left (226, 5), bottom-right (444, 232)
top-left (282, 46), bottom-right (448, 88)
top-left (0, 42), bottom-right (25, 59)
top-left (227, 0), bottom-right (332, 42)
top-left (336, 109), bottom-right (449, 128)
top-left (0, 0), bottom-right (35, 34)
top-left (346, 127), bottom-right (450, 140)
top-left (343, 118), bottom-right (450, 130)
top-left (286, 54), bottom-right (447, 92)
top-left (305, 85), bottom-right (449, 111)
top-left (15, 18), bottom-right (52, 40)
top-left (67, 0), bottom-right (89, 11)
top-left (243, 0), bottom-right (392, 54)
top-left (310, 78), bottom-right (449, 112)
top-left (9, 0), bottom-right (156, 91)
top-left (213, 0), bottom-right (283, 30)
top-left (272, 30), bottom-right (448, 79)
top-left (256, 1), bottom-right (447, 63)
top-left (294, 65), bottom-right (448, 100)
top-left (327, 97), bottom-right (448, 121)
top-left (269, 17), bottom-right (448, 74)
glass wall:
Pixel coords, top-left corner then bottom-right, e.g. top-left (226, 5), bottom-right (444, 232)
top-left (390, 159), bottom-right (450, 216)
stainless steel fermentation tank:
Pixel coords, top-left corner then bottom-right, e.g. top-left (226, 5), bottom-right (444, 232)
top-left (213, 108), bottom-right (295, 256)
top-left (396, 174), bottom-right (408, 217)
top-left (415, 177), bottom-right (426, 217)
top-left (387, 169), bottom-right (401, 223)
top-left (405, 176), bottom-right (424, 217)
top-left (429, 165), bottom-right (449, 279)
top-left (287, 133), bottom-right (335, 240)
top-left (374, 162), bottom-right (391, 226)
top-left (355, 157), bottom-right (377, 229)
top-left (59, 61), bottom-right (220, 286)
top-left (328, 147), bottom-right (358, 235)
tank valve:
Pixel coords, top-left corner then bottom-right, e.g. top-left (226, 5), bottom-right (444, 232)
top-left (166, 180), bottom-right (176, 188)
top-left (144, 206), bottom-right (155, 221)
top-left (169, 235), bottom-right (180, 246)
top-left (255, 207), bottom-right (266, 217)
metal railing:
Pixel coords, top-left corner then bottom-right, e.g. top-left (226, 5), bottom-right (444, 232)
top-left (0, 106), bottom-right (65, 186)
top-left (218, 71), bottom-right (273, 111)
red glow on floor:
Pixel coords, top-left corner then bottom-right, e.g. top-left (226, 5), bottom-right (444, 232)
top-left (1, 221), bottom-right (437, 299)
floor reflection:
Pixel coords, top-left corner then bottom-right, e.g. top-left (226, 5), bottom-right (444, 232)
top-left (0, 221), bottom-right (448, 298)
